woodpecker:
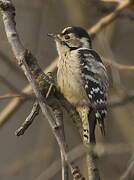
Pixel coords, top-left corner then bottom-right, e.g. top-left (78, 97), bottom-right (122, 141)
top-left (48, 26), bottom-right (108, 144)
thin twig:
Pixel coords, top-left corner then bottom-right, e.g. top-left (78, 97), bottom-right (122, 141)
top-left (120, 154), bottom-right (134, 180)
top-left (103, 57), bottom-right (134, 70)
top-left (0, 93), bottom-right (24, 100)
top-left (15, 101), bottom-right (40, 136)
top-left (15, 73), bottom-right (55, 137)
top-left (60, 150), bottom-right (69, 180)
top-left (0, 92), bottom-right (35, 100)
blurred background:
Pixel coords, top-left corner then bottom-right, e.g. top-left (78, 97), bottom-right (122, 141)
top-left (0, 0), bottom-right (134, 179)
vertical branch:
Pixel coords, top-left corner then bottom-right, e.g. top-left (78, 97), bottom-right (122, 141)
top-left (84, 134), bottom-right (100, 180)
top-left (50, 100), bottom-right (69, 180)
top-left (61, 150), bottom-right (68, 180)
top-left (86, 153), bottom-right (100, 180)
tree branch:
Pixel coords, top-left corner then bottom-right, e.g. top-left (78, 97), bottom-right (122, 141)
top-left (0, 1), bottom-right (85, 179)
top-left (103, 57), bottom-right (134, 70)
top-left (89, 0), bottom-right (134, 37)
top-left (15, 101), bottom-right (40, 136)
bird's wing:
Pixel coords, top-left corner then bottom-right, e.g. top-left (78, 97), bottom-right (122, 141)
top-left (78, 48), bottom-right (108, 136)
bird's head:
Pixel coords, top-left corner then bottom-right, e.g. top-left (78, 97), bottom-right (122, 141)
top-left (48, 26), bottom-right (92, 56)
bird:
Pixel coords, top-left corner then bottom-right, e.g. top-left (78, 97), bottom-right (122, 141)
top-left (48, 26), bottom-right (108, 144)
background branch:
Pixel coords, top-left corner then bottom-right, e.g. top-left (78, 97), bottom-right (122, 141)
top-left (120, 154), bottom-right (134, 180)
top-left (89, 0), bottom-right (134, 37)
top-left (35, 143), bottom-right (134, 180)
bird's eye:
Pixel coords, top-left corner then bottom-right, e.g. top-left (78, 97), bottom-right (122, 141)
top-left (64, 34), bottom-right (70, 40)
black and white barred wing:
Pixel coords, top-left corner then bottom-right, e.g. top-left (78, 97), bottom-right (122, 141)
top-left (79, 49), bottom-right (108, 135)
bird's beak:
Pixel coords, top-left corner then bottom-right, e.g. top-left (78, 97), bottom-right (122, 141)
top-left (47, 33), bottom-right (61, 41)
top-left (47, 33), bottom-right (57, 39)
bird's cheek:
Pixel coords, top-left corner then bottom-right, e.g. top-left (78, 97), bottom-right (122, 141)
top-left (71, 39), bottom-right (82, 47)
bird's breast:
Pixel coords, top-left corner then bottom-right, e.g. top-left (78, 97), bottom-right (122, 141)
top-left (57, 55), bottom-right (87, 105)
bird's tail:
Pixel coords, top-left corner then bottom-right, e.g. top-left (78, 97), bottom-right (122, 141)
top-left (88, 109), bottom-right (96, 144)
top-left (78, 107), bottom-right (96, 144)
